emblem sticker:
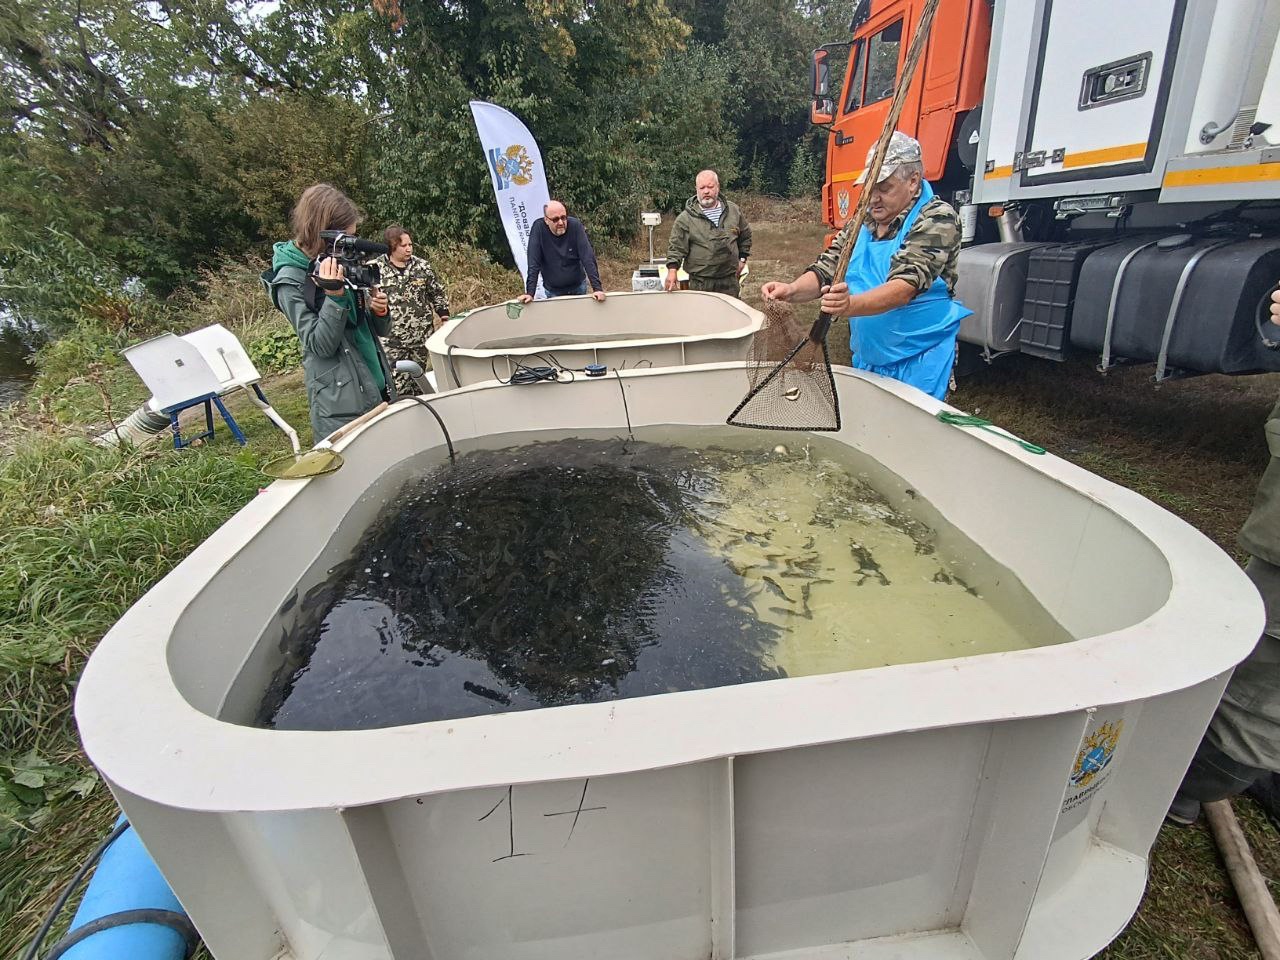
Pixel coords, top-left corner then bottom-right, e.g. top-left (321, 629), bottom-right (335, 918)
top-left (1062, 718), bottom-right (1124, 813)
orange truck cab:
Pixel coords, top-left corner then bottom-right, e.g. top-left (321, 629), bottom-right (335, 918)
top-left (811, 0), bottom-right (990, 231)
top-left (806, 0), bottom-right (1280, 380)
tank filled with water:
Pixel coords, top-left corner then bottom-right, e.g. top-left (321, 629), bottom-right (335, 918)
top-left (253, 432), bottom-right (1070, 731)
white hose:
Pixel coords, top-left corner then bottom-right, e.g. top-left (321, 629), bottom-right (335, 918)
top-left (93, 405), bottom-right (170, 448)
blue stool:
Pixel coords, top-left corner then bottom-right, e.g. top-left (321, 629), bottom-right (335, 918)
top-left (163, 392), bottom-right (247, 449)
top-left (123, 327), bottom-right (299, 454)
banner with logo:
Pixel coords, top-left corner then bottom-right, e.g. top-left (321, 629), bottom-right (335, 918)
top-left (470, 101), bottom-right (550, 295)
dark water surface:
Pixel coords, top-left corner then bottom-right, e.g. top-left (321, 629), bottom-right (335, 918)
top-left (258, 435), bottom-right (1066, 731)
top-left (260, 440), bottom-right (788, 730)
top-left (0, 326), bottom-right (34, 405)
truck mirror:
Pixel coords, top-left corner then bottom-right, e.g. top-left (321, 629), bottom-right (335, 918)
top-left (811, 97), bottom-right (835, 126)
top-left (811, 48), bottom-right (830, 97)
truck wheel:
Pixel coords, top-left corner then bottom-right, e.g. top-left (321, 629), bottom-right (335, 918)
top-left (953, 341), bottom-right (985, 379)
top-left (956, 106), bottom-right (983, 172)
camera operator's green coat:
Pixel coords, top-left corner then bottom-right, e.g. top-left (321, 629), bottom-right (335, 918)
top-left (267, 254), bottom-right (396, 442)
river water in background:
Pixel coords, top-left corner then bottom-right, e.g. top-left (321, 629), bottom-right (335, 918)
top-left (257, 434), bottom-right (1072, 731)
top-left (0, 325), bottom-right (35, 405)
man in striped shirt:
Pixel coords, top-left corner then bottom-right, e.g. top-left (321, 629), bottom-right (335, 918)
top-left (664, 170), bottom-right (752, 298)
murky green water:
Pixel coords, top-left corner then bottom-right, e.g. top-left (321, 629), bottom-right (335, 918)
top-left (0, 325), bottom-right (34, 405)
top-left (257, 435), bottom-right (1070, 731)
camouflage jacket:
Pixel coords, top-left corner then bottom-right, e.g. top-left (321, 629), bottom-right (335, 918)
top-left (374, 253), bottom-right (450, 395)
top-left (376, 254), bottom-right (450, 329)
top-left (666, 195), bottom-right (753, 280)
top-left (807, 194), bottom-right (961, 295)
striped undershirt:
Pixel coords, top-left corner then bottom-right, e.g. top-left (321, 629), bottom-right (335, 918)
top-left (701, 204), bottom-right (724, 226)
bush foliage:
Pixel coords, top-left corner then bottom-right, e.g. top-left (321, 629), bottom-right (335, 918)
top-left (2, 0), bottom-right (846, 338)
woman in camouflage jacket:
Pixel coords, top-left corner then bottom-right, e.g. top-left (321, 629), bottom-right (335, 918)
top-left (375, 225), bottom-right (451, 395)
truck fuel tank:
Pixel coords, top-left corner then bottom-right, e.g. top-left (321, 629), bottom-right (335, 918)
top-left (1069, 235), bottom-right (1280, 376)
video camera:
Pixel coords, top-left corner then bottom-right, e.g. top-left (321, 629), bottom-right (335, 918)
top-left (316, 230), bottom-right (389, 291)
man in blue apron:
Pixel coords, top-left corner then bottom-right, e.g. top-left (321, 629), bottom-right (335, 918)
top-left (760, 131), bottom-right (969, 400)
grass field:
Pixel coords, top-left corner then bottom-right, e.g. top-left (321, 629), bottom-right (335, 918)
top-left (2, 196), bottom-right (1277, 960)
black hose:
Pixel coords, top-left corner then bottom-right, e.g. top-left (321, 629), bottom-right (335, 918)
top-left (409, 396), bottom-right (456, 462)
top-left (489, 354), bottom-right (573, 386)
top-left (447, 344), bottom-right (462, 390)
top-left (22, 819), bottom-right (130, 960)
top-left (45, 909), bottom-right (199, 960)
top-left (613, 369), bottom-right (635, 441)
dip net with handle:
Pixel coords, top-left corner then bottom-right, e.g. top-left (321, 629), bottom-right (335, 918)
top-left (726, 0), bottom-right (943, 433)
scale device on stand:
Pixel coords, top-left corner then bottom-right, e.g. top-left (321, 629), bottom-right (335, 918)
top-left (632, 212), bottom-right (683, 292)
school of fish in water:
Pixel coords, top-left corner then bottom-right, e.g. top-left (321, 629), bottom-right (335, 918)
top-left (257, 435), bottom-right (1067, 731)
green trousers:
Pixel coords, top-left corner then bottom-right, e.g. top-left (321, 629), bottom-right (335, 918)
top-left (1208, 556), bottom-right (1280, 770)
top-left (688, 273), bottom-right (742, 298)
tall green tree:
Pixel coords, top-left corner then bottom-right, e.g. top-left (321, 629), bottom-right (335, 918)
top-left (0, 142), bottom-right (125, 334)
top-left (0, 0), bottom-right (379, 327)
top-left (720, 0), bottom-right (845, 193)
top-left (370, 0), bottom-right (733, 255)
top-left (666, 0), bottom-right (730, 45)
top-left (0, 0), bottom-right (842, 333)
top-left (0, 0), bottom-right (146, 148)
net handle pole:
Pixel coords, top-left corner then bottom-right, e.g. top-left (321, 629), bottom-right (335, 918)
top-left (821, 0), bottom-right (945, 307)
top-left (321, 402), bottom-right (390, 447)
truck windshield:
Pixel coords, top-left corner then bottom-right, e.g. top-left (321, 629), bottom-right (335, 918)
top-left (865, 19), bottom-right (903, 104)
top-left (843, 39), bottom-right (866, 114)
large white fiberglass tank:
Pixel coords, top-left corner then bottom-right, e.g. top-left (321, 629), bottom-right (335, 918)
top-left (77, 362), bottom-right (1261, 960)
top-left (427, 290), bottom-right (762, 389)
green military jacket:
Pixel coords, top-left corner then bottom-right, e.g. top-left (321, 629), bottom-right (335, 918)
top-left (268, 264), bottom-right (395, 442)
top-left (375, 254), bottom-right (450, 325)
top-left (807, 194), bottom-right (962, 294)
top-left (1240, 394), bottom-right (1280, 567)
top-left (666, 195), bottom-right (753, 281)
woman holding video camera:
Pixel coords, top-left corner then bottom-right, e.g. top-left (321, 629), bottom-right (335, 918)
top-left (266, 183), bottom-right (394, 441)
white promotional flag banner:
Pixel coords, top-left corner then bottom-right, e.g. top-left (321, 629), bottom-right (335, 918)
top-left (470, 100), bottom-right (550, 294)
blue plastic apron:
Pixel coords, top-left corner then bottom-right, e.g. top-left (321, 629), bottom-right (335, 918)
top-left (843, 181), bottom-right (971, 400)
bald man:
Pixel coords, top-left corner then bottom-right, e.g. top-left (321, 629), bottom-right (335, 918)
top-left (518, 200), bottom-right (606, 304)
top-left (665, 170), bottom-right (752, 298)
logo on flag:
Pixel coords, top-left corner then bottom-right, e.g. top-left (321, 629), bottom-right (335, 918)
top-left (487, 144), bottom-right (536, 191)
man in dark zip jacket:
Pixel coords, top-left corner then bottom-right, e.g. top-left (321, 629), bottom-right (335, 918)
top-left (664, 169), bottom-right (752, 298)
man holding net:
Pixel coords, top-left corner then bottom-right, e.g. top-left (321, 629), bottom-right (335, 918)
top-left (760, 132), bottom-right (970, 401)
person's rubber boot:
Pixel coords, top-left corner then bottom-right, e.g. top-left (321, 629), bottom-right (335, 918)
top-left (1244, 772), bottom-right (1280, 830)
top-left (1166, 792), bottom-right (1201, 827)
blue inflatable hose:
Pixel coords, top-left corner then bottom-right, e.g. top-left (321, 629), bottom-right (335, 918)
top-left (23, 816), bottom-right (197, 960)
